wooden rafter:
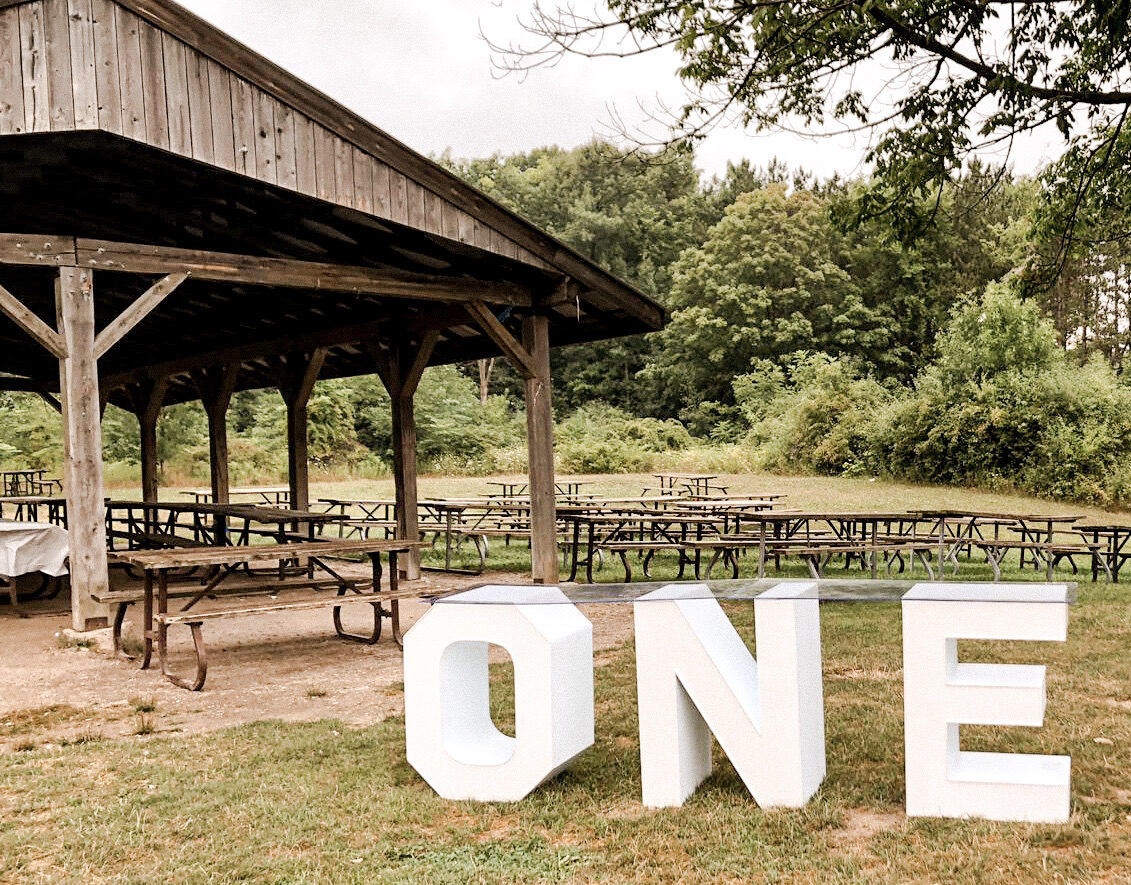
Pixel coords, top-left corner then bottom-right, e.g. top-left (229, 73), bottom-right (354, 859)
top-left (0, 281), bottom-right (67, 359)
top-left (94, 272), bottom-right (190, 359)
top-left (76, 240), bottom-right (531, 307)
top-left (465, 300), bottom-right (537, 380)
top-left (0, 234), bottom-right (76, 267)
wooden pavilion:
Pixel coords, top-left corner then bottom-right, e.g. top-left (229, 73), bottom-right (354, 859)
top-left (0, 0), bottom-right (664, 629)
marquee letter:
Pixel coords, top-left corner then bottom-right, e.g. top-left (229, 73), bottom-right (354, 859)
top-left (902, 583), bottom-right (1071, 822)
top-left (403, 586), bottom-right (594, 801)
top-left (634, 583), bottom-right (825, 808)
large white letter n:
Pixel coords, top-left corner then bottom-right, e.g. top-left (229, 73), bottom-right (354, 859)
top-left (634, 583), bottom-right (825, 808)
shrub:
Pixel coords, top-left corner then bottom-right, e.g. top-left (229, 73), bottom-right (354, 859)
top-left (740, 355), bottom-right (890, 476)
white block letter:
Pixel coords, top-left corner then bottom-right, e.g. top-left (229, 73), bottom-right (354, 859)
top-left (634, 582), bottom-right (825, 808)
top-left (403, 586), bottom-right (594, 801)
top-left (902, 583), bottom-right (1071, 822)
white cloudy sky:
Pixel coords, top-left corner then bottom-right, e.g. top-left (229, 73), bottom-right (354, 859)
top-left (175, 0), bottom-right (1064, 182)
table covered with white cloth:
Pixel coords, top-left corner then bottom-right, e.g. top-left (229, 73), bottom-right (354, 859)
top-left (0, 521), bottom-right (68, 608)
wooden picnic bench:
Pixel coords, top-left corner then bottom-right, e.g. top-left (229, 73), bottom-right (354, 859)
top-left (101, 538), bottom-right (428, 691)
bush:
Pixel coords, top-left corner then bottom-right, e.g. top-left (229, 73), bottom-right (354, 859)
top-left (870, 286), bottom-right (1131, 505)
top-left (556, 403), bottom-right (691, 473)
top-left (740, 355), bottom-right (891, 476)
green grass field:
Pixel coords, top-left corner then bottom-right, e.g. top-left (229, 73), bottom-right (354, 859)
top-left (2, 473), bottom-right (1128, 883)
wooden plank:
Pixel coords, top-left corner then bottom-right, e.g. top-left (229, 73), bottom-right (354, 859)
top-left (75, 239), bottom-right (533, 305)
top-left (312, 123), bottom-right (336, 202)
top-left (113, 4), bottom-right (145, 139)
top-left (274, 99), bottom-right (297, 190)
top-left (424, 190), bottom-right (443, 236)
top-left (184, 46), bottom-right (212, 163)
top-left (136, 18), bottom-right (167, 148)
top-left (465, 300), bottom-right (537, 379)
top-left (390, 170), bottom-right (408, 224)
top-left (43, 0), bottom-right (75, 131)
top-left (440, 200), bottom-right (460, 241)
top-left (110, 536), bottom-right (425, 569)
top-left (0, 280), bottom-right (66, 358)
top-left (90, 0), bottom-right (121, 133)
top-left (473, 218), bottom-right (491, 250)
top-left (333, 135), bottom-right (354, 207)
top-left (457, 209), bottom-right (475, 245)
top-left (252, 85), bottom-right (276, 183)
top-left (229, 75), bottom-right (255, 176)
top-left (56, 266), bottom-right (110, 629)
top-left (352, 145), bottom-right (373, 213)
top-left (0, 6), bottom-right (25, 134)
top-left (523, 313), bottom-right (558, 583)
top-left (371, 159), bottom-right (390, 218)
top-left (67, 0), bottom-right (97, 128)
top-left (407, 180), bottom-right (426, 229)
top-left (0, 233), bottom-right (76, 266)
top-left (161, 31), bottom-right (190, 155)
top-left (93, 272), bottom-right (188, 358)
top-left (19, 2), bottom-right (49, 132)
top-left (205, 57), bottom-right (233, 170)
top-left (292, 113), bottom-right (316, 195)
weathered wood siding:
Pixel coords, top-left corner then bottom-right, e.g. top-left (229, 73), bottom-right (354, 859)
top-left (0, 0), bottom-right (550, 269)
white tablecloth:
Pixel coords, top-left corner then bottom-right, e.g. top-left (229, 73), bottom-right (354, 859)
top-left (0, 521), bottom-right (69, 579)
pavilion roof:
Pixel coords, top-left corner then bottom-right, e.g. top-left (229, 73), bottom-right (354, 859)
top-left (0, 0), bottom-right (664, 405)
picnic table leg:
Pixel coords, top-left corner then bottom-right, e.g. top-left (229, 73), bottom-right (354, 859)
top-left (141, 570), bottom-right (154, 669)
top-left (333, 553), bottom-right (383, 645)
top-left (566, 520), bottom-right (581, 582)
top-left (156, 569), bottom-right (208, 691)
top-left (585, 523), bottom-right (598, 583)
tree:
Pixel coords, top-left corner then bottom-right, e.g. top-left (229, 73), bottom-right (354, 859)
top-left (501, 1), bottom-right (1131, 253)
top-left (443, 141), bottom-right (714, 411)
top-left (644, 183), bottom-right (886, 415)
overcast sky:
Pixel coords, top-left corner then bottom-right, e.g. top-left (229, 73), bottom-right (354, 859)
top-left (175, 0), bottom-right (1063, 183)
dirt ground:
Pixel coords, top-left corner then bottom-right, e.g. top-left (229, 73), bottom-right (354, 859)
top-left (0, 570), bottom-right (635, 750)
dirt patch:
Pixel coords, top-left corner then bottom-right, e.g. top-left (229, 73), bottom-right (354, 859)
top-left (0, 571), bottom-right (637, 750)
top-left (828, 808), bottom-right (905, 854)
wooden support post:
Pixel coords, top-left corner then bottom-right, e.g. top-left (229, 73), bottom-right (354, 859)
top-left (523, 314), bottom-right (558, 584)
top-left (275, 350), bottom-right (327, 513)
top-left (128, 376), bottom-right (168, 504)
top-left (56, 267), bottom-right (109, 631)
top-left (374, 331), bottom-right (438, 581)
top-left (192, 365), bottom-right (240, 506)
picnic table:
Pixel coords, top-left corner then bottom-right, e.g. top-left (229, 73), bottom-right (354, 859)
top-left (106, 501), bottom-right (344, 556)
top-left (102, 538), bottom-right (429, 690)
top-left (649, 472), bottom-right (728, 497)
top-left (0, 495), bottom-right (68, 527)
top-left (0, 520), bottom-right (69, 610)
top-left (0, 469), bottom-right (60, 498)
top-left (1073, 524), bottom-right (1131, 582)
top-left (181, 487), bottom-right (291, 506)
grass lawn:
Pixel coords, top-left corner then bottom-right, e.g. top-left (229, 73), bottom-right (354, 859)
top-left (2, 473), bottom-right (1127, 883)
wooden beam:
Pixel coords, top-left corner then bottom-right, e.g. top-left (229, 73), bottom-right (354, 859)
top-left (465, 301), bottom-right (537, 380)
top-left (76, 239), bottom-right (531, 306)
top-left (523, 314), bottom-right (558, 584)
top-left (403, 330), bottom-right (439, 397)
top-left (0, 281), bottom-right (67, 359)
top-left (127, 375), bottom-right (169, 504)
top-left (0, 234), bottom-right (77, 267)
top-left (37, 391), bottom-right (62, 413)
top-left (56, 267), bottom-right (110, 630)
top-left (274, 349), bottom-right (327, 512)
top-left (193, 364), bottom-right (240, 506)
top-left (93, 272), bottom-right (190, 359)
